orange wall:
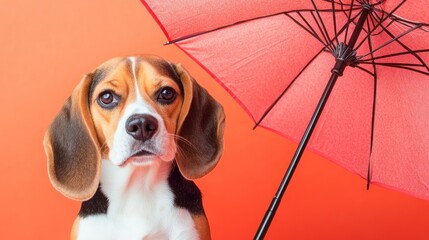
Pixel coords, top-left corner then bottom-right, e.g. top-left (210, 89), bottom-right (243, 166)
top-left (1, 1), bottom-right (429, 239)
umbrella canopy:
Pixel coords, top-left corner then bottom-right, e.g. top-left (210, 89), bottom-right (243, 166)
top-left (141, 0), bottom-right (429, 200)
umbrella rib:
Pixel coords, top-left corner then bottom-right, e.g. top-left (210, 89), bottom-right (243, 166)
top-left (365, 16), bottom-right (378, 190)
top-left (354, 65), bottom-right (375, 76)
top-left (359, 20), bottom-right (422, 61)
top-left (368, 13), bottom-right (429, 74)
top-left (393, 15), bottom-right (429, 30)
top-left (164, 10), bottom-right (288, 45)
top-left (359, 4), bottom-right (415, 53)
top-left (254, 8), bottom-right (364, 128)
top-left (358, 63), bottom-right (429, 76)
top-left (373, 0), bottom-right (429, 30)
top-left (354, 10), bottom-right (386, 51)
top-left (253, 47), bottom-right (325, 129)
top-left (310, 0), bottom-right (334, 51)
top-left (368, 0), bottom-right (407, 36)
top-left (381, 15), bottom-right (397, 29)
top-left (310, 11), bottom-right (334, 51)
top-left (165, 7), bottom-right (360, 45)
top-left (359, 49), bottom-right (429, 61)
top-left (384, 43), bottom-right (429, 76)
top-left (361, 62), bottom-right (426, 67)
top-left (343, 0), bottom-right (355, 43)
top-left (294, 12), bottom-right (323, 43)
top-left (353, 1), bottom-right (407, 54)
top-left (331, 0), bottom-right (339, 46)
top-left (373, 0), bottom-right (407, 19)
top-left (288, 8), bottom-right (358, 51)
top-left (286, 12), bottom-right (329, 49)
top-left (367, 11), bottom-right (387, 36)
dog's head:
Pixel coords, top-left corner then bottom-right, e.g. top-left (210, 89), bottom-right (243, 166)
top-left (44, 55), bottom-right (225, 200)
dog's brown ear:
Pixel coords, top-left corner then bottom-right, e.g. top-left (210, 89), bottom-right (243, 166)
top-left (174, 64), bottom-right (225, 179)
top-left (43, 74), bottom-right (101, 201)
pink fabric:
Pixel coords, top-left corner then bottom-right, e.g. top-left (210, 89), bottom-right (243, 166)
top-left (141, 0), bottom-right (429, 200)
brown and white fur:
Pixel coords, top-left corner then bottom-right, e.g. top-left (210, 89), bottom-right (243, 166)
top-left (43, 55), bottom-right (225, 240)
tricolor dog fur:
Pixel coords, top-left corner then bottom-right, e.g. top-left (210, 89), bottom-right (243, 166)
top-left (43, 55), bottom-right (225, 240)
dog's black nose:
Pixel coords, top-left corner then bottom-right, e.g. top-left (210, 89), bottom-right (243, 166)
top-left (126, 114), bottom-right (158, 141)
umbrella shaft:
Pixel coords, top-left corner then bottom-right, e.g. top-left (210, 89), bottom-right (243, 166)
top-left (254, 70), bottom-right (340, 240)
top-left (254, 8), bottom-right (371, 239)
top-left (348, 6), bottom-right (370, 50)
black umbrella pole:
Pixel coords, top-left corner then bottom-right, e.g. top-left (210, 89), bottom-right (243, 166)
top-left (254, 7), bottom-right (370, 239)
top-left (254, 70), bottom-right (340, 240)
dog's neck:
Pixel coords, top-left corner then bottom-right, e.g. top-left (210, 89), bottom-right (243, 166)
top-left (100, 159), bottom-right (174, 216)
top-left (77, 160), bottom-right (200, 239)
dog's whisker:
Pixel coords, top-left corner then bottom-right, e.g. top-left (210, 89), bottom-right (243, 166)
top-left (98, 135), bottom-right (113, 156)
top-left (175, 143), bottom-right (185, 158)
top-left (169, 133), bottom-right (201, 162)
top-left (169, 133), bottom-right (197, 150)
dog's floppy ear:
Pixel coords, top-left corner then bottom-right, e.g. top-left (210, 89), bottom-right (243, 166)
top-left (43, 74), bottom-right (101, 201)
top-left (174, 64), bottom-right (225, 179)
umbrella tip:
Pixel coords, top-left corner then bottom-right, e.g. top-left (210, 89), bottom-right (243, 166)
top-left (366, 162), bottom-right (372, 190)
top-left (252, 123), bottom-right (260, 130)
top-left (253, 119), bottom-right (263, 130)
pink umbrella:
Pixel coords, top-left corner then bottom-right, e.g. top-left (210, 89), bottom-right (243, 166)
top-left (140, 0), bottom-right (429, 238)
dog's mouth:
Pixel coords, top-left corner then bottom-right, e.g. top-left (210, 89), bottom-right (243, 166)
top-left (131, 149), bottom-right (155, 157)
top-left (120, 149), bottom-right (157, 167)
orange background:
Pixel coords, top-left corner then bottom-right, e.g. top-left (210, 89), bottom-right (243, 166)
top-left (1, 0), bottom-right (429, 239)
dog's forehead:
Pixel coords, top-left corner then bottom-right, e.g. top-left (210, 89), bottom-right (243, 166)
top-left (141, 57), bottom-right (180, 81)
top-left (131, 57), bottom-right (182, 92)
top-left (90, 56), bottom-right (181, 92)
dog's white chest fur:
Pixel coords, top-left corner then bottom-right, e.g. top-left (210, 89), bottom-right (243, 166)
top-left (76, 161), bottom-right (198, 240)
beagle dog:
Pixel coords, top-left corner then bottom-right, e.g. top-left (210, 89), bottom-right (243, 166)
top-left (43, 55), bottom-right (225, 240)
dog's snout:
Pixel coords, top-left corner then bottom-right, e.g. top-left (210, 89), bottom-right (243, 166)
top-left (126, 114), bottom-right (159, 141)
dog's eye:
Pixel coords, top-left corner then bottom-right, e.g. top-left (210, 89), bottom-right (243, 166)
top-left (157, 87), bottom-right (177, 104)
top-left (97, 90), bottom-right (119, 109)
